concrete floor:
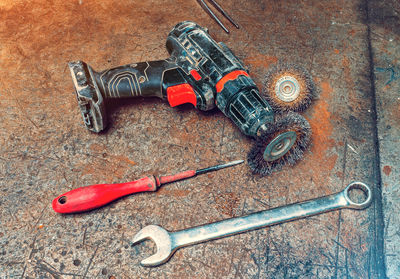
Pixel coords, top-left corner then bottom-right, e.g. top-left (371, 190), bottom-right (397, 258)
top-left (0, 0), bottom-right (398, 278)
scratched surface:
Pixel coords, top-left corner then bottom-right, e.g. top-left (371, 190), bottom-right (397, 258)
top-left (0, 0), bottom-right (389, 278)
top-left (368, 0), bottom-right (400, 278)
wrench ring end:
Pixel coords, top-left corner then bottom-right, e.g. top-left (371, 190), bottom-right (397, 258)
top-left (343, 181), bottom-right (373, 209)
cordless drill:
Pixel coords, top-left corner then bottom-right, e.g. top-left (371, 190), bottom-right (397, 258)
top-left (69, 21), bottom-right (311, 175)
top-left (69, 21), bottom-right (273, 136)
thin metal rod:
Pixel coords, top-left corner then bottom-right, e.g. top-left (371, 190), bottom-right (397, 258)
top-left (196, 0), bottom-right (230, 33)
top-left (207, 0), bottom-right (239, 29)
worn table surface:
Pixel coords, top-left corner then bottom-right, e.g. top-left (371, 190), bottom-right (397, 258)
top-left (369, 0), bottom-right (400, 278)
top-left (0, 0), bottom-right (397, 278)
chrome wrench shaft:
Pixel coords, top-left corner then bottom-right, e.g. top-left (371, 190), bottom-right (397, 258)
top-left (132, 182), bottom-right (372, 267)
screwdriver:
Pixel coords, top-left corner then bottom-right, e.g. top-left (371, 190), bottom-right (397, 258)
top-left (52, 160), bottom-right (244, 213)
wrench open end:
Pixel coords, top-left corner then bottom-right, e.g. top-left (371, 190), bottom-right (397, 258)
top-left (343, 181), bottom-right (373, 209)
top-left (132, 225), bottom-right (174, 267)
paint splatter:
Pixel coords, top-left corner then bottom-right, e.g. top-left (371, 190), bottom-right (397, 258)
top-left (383, 165), bottom-right (392, 176)
top-left (376, 66), bottom-right (400, 85)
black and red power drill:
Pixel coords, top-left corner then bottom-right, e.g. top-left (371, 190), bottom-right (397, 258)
top-left (69, 21), bottom-right (311, 175)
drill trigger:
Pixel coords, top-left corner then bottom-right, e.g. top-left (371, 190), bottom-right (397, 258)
top-left (166, 83), bottom-right (198, 107)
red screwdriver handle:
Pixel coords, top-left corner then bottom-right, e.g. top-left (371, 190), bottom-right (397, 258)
top-left (156, 170), bottom-right (196, 185)
top-left (52, 176), bottom-right (157, 213)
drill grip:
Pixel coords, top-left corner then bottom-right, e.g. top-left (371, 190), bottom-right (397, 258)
top-left (69, 60), bottom-right (180, 100)
top-left (69, 60), bottom-right (190, 132)
top-left (95, 60), bottom-right (178, 99)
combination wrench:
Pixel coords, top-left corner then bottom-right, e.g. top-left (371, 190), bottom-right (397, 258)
top-left (132, 182), bottom-right (372, 267)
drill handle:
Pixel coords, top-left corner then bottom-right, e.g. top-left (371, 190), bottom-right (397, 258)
top-left (70, 59), bottom-right (201, 105)
top-left (68, 58), bottom-right (206, 133)
top-left (94, 60), bottom-right (181, 99)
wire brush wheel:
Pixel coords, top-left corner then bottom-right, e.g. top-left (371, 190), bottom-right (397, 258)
top-left (247, 111), bottom-right (311, 175)
top-left (262, 63), bottom-right (316, 113)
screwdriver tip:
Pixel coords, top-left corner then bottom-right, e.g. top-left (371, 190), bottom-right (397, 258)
top-left (196, 159), bottom-right (244, 175)
top-left (225, 159), bottom-right (245, 166)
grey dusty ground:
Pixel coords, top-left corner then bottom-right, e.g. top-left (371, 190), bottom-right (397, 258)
top-left (0, 0), bottom-right (398, 278)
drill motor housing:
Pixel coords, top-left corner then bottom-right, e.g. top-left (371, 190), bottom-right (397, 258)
top-left (69, 21), bottom-right (274, 136)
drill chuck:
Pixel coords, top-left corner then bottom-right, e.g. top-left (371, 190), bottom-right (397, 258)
top-left (220, 87), bottom-right (274, 137)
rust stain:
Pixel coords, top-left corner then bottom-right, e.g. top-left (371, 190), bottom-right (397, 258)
top-left (156, 188), bottom-right (190, 197)
top-left (383, 165), bottom-right (392, 176)
top-left (89, 143), bottom-right (107, 154)
top-left (243, 54), bottom-right (278, 69)
top-left (297, 81), bottom-right (338, 187)
top-left (90, 143), bottom-right (136, 164)
top-left (113, 155), bottom-right (136, 166)
top-left (214, 192), bottom-right (240, 217)
top-left (348, 29), bottom-right (357, 37)
top-left (309, 81), bottom-right (336, 158)
top-left (77, 160), bottom-right (127, 183)
top-left (77, 144), bottom-right (136, 182)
